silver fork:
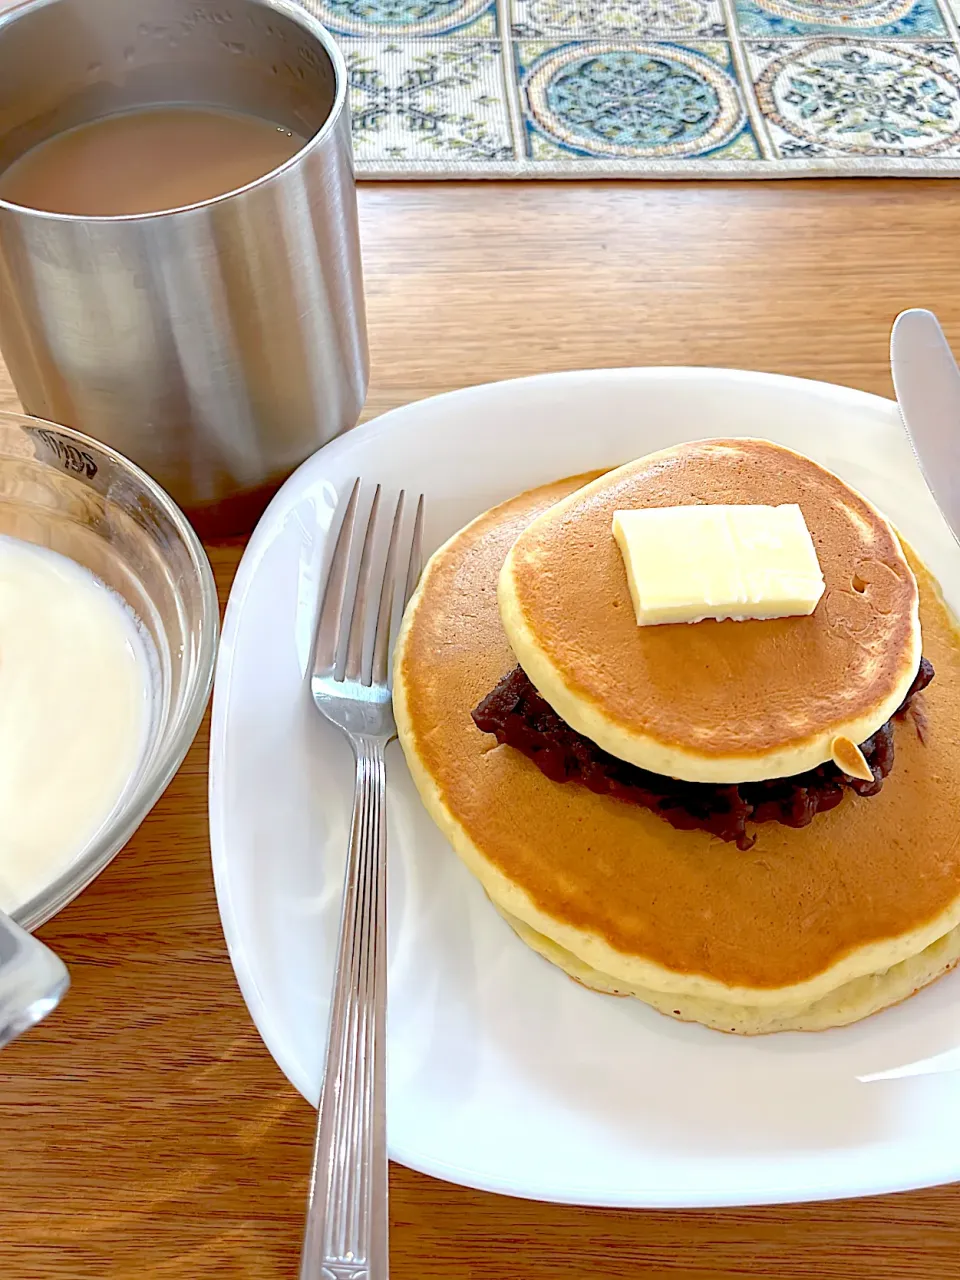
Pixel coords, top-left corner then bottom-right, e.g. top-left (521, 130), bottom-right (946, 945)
top-left (300, 479), bottom-right (424, 1280)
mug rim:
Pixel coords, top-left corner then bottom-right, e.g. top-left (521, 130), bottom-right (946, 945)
top-left (0, 0), bottom-right (350, 225)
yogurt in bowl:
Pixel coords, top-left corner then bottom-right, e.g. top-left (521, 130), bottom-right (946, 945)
top-left (0, 537), bottom-right (155, 912)
top-left (0, 412), bottom-right (218, 928)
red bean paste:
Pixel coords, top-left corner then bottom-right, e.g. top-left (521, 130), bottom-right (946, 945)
top-left (471, 658), bottom-right (934, 850)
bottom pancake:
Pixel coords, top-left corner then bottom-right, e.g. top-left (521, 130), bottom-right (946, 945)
top-left (394, 472), bottom-right (960, 1032)
top-left (493, 903), bottom-right (960, 1034)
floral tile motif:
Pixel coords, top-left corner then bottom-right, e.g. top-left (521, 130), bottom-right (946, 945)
top-left (294, 0), bottom-right (960, 172)
top-left (735, 0), bottom-right (947, 38)
top-left (313, 0), bottom-right (496, 37)
top-left (746, 39), bottom-right (960, 156)
top-left (511, 0), bottom-right (728, 39)
top-left (341, 39), bottom-right (515, 162)
top-left (516, 39), bottom-right (755, 157)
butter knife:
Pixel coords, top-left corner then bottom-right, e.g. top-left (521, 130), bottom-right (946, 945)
top-left (891, 308), bottom-right (960, 544)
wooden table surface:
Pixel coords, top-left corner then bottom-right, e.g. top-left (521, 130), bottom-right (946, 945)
top-left (3, 180), bottom-right (960, 1280)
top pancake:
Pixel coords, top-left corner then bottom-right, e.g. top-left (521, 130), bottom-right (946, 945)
top-left (498, 439), bottom-right (921, 782)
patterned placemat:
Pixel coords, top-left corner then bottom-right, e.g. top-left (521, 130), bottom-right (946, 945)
top-left (297, 0), bottom-right (960, 177)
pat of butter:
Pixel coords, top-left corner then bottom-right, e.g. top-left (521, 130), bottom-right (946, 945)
top-left (612, 503), bottom-right (825, 626)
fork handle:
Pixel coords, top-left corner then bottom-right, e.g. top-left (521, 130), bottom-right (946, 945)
top-left (300, 735), bottom-right (389, 1280)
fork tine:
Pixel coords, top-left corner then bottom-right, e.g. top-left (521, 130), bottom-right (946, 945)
top-left (343, 485), bottom-right (381, 684)
top-left (403, 494), bottom-right (424, 610)
top-left (370, 492), bottom-right (405, 689)
top-left (311, 479), bottom-right (360, 678)
top-left (385, 494), bottom-right (424, 692)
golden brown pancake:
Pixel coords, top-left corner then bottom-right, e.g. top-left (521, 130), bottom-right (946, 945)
top-left (495, 904), bottom-right (960, 1035)
top-left (498, 441), bottom-right (921, 782)
top-left (394, 473), bottom-right (960, 1032)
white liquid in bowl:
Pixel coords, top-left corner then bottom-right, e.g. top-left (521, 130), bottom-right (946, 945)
top-left (0, 535), bottom-right (151, 913)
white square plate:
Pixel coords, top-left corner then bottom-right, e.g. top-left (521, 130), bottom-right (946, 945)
top-left (209, 368), bottom-right (960, 1207)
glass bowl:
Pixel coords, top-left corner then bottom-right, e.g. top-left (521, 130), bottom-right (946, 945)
top-left (0, 411), bottom-right (218, 929)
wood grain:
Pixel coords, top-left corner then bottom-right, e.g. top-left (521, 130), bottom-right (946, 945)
top-left (3, 179), bottom-right (960, 1280)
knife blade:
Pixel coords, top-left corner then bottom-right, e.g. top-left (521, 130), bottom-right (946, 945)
top-left (891, 308), bottom-right (960, 547)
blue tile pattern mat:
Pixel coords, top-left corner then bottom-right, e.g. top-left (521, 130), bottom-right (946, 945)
top-left (297, 0), bottom-right (960, 176)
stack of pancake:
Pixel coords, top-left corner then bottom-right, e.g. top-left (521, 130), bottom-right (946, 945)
top-left (394, 439), bottom-right (960, 1033)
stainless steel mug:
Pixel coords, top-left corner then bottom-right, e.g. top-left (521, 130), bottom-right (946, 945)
top-left (0, 0), bottom-right (367, 531)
